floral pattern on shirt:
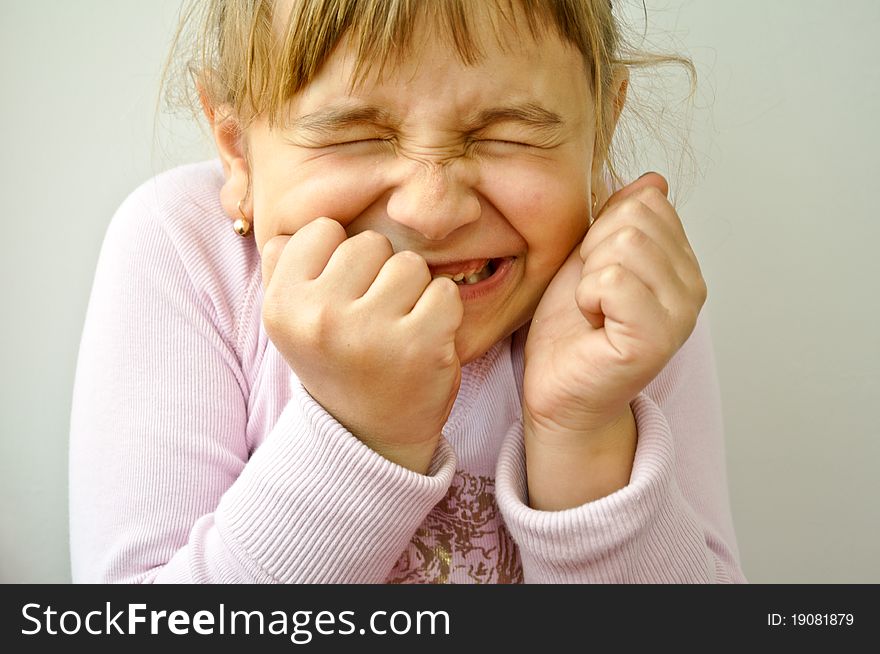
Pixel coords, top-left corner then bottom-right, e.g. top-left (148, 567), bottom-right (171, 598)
top-left (387, 471), bottom-right (523, 584)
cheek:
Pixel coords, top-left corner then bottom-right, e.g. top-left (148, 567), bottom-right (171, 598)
top-left (252, 159), bottom-right (385, 240)
top-left (483, 165), bottom-right (589, 272)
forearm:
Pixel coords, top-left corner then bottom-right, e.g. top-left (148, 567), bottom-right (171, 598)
top-left (523, 406), bottom-right (637, 511)
top-left (499, 316), bottom-right (745, 582)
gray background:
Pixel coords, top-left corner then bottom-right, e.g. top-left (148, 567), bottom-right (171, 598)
top-left (1, 0), bottom-right (877, 583)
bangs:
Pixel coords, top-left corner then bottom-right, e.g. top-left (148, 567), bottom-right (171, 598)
top-left (254, 0), bottom-right (601, 127)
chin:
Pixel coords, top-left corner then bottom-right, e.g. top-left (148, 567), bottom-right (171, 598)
top-left (455, 321), bottom-right (521, 366)
top-left (455, 332), bottom-right (494, 366)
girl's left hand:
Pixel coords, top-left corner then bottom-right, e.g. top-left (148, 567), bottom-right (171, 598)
top-left (523, 172), bottom-right (707, 443)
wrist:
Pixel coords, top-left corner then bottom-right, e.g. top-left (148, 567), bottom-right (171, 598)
top-left (523, 406), bottom-right (637, 510)
top-left (523, 404), bottom-right (633, 453)
top-left (359, 436), bottom-right (441, 475)
top-left (303, 388), bottom-right (443, 475)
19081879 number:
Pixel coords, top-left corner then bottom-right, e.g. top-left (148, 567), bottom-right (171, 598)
top-left (793, 614), bottom-right (854, 626)
top-left (768, 613), bottom-right (855, 627)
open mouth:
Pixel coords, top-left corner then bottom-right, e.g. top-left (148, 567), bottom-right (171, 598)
top-left (430, 258), bottom-right (499, 286)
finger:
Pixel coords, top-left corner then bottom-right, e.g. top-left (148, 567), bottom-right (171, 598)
top-left (407, 276), bottom-right (464, 338)
top-left (600, 172), bottom-right (669, 215)
top-left (589, 172), bottom-right (672, 252)
top-left (319, 230), bottom-right (395, 299)
top-left (576, 263), bottom-right (669, 345)
top-left (582, 198), bottom-right (684, 267)
top-left (582, 190), bottom-right (695, 275)
top-left (360, 250), bottom-right (433, 315)
top-left (265, 217), bottom-right (346, 290)
top-left (581, 225), bottom-right (687, 308)
top-left (260, 234), bottom-right (292, 291)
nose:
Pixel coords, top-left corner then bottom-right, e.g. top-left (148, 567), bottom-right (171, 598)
top-left (385, 159), bottom-right (481, 241)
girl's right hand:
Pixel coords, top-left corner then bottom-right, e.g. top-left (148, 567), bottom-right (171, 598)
top-left (260, 217), bottom-right (464, 474)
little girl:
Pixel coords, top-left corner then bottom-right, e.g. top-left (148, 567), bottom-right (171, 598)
top-left (69, 0), bottom-right (745, 583)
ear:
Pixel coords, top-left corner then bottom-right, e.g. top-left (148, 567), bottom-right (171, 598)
top-left (199, 83), bottom-right (251, 221)
top-left (592, 65), bottom-right (629, 206)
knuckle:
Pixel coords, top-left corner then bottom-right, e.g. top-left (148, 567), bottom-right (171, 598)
top-left (312, 216), bottom-right (345, 238)
top-left (348, 229), bottom-right (389, 254)
top-left (619, 195), bottom-right (642, 213)
top-left (310, 303), bottom-right (339, 336)
top-left (368, 231), bottom-right (396, 259)
top-left (617, 195), bottom-right (653, 221)
top-left (261, 297), bottom-right (284, 334)
top-left (616, 225), bottom-right (646, 248)
top-left (262, 234), bottom-right (290, 257)
top-left (392, 251), bottom-right (431, 283)
top-left (439, 277), bottom-right (464, 306)
top-left (599, 264), bottom-right (627, 286)
top-left (635, 185), bottom-right (667, 210)
top-left (282, 299), bottom-right (335, 345)
top-left (393, 249), bottom-right (427, 269)
top-left (638, 185), bottom-right (665, 202)
top-left (358, 229), bottom-right (390, 247)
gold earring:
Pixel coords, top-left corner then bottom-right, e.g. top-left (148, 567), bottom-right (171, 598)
top-left (233, 199), bottom-right (251, 237)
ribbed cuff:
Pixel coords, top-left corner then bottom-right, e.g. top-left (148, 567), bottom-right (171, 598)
top-left (214, 376), bottom-right (457, 583)
top-left (496, 392), bottom-right (713, 583)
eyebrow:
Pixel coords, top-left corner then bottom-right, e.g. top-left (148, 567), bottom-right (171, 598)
top-left (290, 101), bottom-right (565, 136)
top-left (464, 103), bottom-right (565, 132)
top-left (292, 105), bottom-right (398, 136)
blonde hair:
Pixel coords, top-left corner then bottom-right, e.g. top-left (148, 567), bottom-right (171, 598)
top-left (162, 0), bottom-right (695, 189)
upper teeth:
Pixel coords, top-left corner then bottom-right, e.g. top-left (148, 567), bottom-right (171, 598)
top-left (434, 261), bottom-right (493, 285)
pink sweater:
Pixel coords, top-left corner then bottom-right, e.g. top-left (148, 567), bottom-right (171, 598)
top-left (69, 159), bottom-right (745, 583)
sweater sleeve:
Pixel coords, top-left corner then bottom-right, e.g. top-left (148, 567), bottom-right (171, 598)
top-left (494, 312), bottom-right (746, 583)
top-left (69, 182), bottom-right (456, 583)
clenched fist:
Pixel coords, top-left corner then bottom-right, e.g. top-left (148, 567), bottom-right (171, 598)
top-left (522, 173), bottom-right (708, 508)
top-left (260, 217), bottom-right (464, 474)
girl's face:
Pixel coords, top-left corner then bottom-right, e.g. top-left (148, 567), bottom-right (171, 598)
top-left (241, 17), bottom-right (604, 364)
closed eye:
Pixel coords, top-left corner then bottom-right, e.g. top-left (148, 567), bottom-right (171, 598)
top-left (293, 136), bottom-right (395, 150)
top-left (468, 139), bottom-right (549, 155)
top-left (332, 138), bottom-right (393, 147)
top-left (294, 136), bottom-right (393, 153)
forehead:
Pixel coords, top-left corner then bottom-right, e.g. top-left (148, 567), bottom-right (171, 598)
top-left (271, 0), bottom-right (588, 90)
top-left (272, 1), bottom-right (589, 124)
top-left (286, 41), bottom-right (591, 135)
